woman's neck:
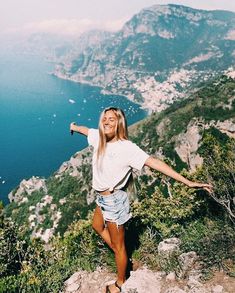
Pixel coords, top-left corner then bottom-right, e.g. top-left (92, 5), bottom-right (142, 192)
top-left (106, 135), bottom-right (118, 143)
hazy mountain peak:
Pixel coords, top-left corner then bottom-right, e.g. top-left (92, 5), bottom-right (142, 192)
top-left (52, 4), bottom-right (235, 112)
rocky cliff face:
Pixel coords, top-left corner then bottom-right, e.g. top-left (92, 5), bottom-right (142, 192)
top-left (7, 148), bottom-right (94, 243)
top-left (8, 176), bottom-right (47, 204)
top-left (53, 4), bottom-right (235, 111)
top-left (173, 117), bottom-right (235, 171)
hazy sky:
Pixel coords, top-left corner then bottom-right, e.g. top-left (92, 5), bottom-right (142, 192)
top-left (1, 0), bottom-right (235, 36)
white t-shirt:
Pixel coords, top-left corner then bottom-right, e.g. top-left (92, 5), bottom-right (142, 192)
top-left (87, 128), bottom-right (150, 191)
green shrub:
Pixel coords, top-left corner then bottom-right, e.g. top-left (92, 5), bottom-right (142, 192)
top-left (0, 219), bottom-right (24, 278)
top-left (132, 182), bottom-right (204, 238)
top-left (0, 274), bottom-right (21, 293)
top-left (131, 227), bottom-right (159, 269)
top-left (198, 129), bottom-right (235, 222)
top-left (180, 218), bottom-right (235, 269)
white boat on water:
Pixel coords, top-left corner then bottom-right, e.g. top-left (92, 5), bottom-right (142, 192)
top-left (69, 99), bottom-right (76, 104)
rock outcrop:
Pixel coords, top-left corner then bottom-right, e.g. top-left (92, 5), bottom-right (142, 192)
top-left (8, 176), bottom-right (47, 203)
top-left (174, 118), bottom-right (235, 171)
top-left (63, 266), bottom-right (235, 293)
top-left (62, 238), bottom-right (235, 293)
top-left (158, 237), bottom-right (181, 256)
top-left (174, 121), bottom-right (203, 171)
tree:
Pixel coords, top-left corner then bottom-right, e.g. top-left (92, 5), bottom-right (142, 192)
top-left (199, 129), bottom-right (235, 223)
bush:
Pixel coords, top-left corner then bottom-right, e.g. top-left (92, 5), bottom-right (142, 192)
top-left (131, 227), bottom-right (160, 270)
top-left (180, 218), bottom-right (235, 269)
top-left (198, 129), bottom-right (235, 223)
top-left (0, 219), bottom-right (25, 278)
top-left (132, 182), bottom-right (204, 238)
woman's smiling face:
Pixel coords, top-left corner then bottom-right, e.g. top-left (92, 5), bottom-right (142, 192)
top-left (102, 110), bottom-right (118, 139)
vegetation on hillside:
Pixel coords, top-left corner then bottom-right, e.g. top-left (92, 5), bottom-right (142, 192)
top-left (0, 75), bottom-right (235, 292)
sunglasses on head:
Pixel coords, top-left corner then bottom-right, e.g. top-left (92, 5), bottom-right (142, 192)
top-left (104, 107), bottom-right (119, 112)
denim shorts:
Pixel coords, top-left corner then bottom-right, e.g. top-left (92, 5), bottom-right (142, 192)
top-left (95, 190), bottom-right (132, 226)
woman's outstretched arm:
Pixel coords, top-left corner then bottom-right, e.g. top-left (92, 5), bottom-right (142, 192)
top-left (70, 122), bottom-right (89, 136)
top-left (145, 156), bottom-right (212, 193)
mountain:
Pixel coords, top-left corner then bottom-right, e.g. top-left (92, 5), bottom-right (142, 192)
top-left (4, 72), bottom-right (235, 243)
top-left (53, 4), bottom-right (235, 112)
top-left (2, 72), bottom-right (234, 292)
top-left (7, 29), bottom-right (114, 61)
top-left (0, 32), bottom-right (75, 60)
top-left (1, 5), bottom-right (235, 290)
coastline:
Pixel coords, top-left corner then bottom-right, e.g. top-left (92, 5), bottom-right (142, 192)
top-left (0, 53), bottom-right (148, 205)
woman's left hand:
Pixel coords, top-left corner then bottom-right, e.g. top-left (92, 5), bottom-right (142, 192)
top-left (187, 181), bottom-right (213, 193)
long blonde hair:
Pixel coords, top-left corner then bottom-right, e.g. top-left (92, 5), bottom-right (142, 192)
top-left (97, 107), bottom-right (128, 159)
top-left (97, 107), bottom-right (137, 198)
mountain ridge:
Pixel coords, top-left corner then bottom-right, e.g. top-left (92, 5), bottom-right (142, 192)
top-left (52, 4), bottom-right (235, 112)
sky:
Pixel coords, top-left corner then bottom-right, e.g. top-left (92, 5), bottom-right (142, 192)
top-left (1, 0), bottom-right (235, 36)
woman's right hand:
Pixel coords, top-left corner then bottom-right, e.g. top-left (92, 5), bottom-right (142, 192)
top-left (70, 122), bottom-right (77, 132)
top-left (70, 122), bottom-right (77, 135)
top-left (69, 123), bottom-right (89, 136)
top-left (187, 181), bottom-right (213, 194)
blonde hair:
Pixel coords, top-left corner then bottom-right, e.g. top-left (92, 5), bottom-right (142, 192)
top-left (97, 107), bottom-right (128, 159)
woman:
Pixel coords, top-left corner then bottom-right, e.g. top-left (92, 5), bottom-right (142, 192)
top-left (70, 107), bottom-right (212, 293)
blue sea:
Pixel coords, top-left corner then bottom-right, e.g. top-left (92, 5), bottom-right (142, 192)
top-left (0, 52), bottom-right (147, 205)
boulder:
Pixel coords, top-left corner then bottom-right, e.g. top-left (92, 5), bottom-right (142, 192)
top-left (64, 272), bottom-right (82, 292)
top-left (63, 268), bottom-right (115, 293)
top-left (178, 251), bottom-right (198, 278)
top-left (211, 285), bottom-right (224, 293)
top-left (158, 238), bottom-right (181, 257)
top-left (122, 267), bottom-right (164, 293)
top-left (187, 278), bottom-right (209, 293)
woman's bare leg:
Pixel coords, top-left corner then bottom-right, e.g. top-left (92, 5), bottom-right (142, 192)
top-left (92, 206), bottom-right (112, 248)
top-left (106, 221), bottom-right (127, 292)
top-left (92, 207), bottom-right (127, 292)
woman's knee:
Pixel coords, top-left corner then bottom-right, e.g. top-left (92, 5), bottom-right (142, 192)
top-left (110, 241), bottom-right (126, 254)
top-left (92, 222), bottom-right (104, 234)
